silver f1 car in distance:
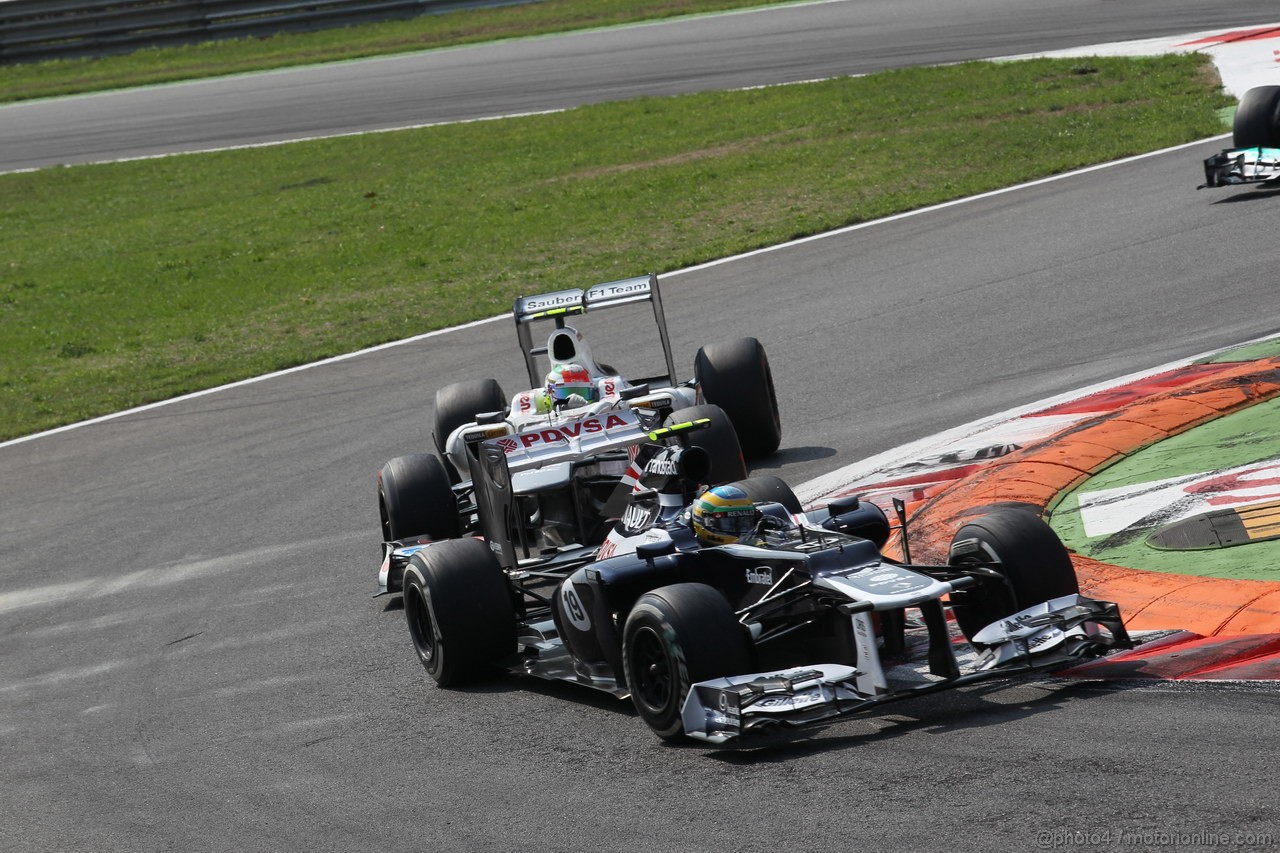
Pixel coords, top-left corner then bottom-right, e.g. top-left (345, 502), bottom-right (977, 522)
top-left (396, 426), bottom-right (1132, 747)
top-left (1201, 85), bottom-right (1280, 188)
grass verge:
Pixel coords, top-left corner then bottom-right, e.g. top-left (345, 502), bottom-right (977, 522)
top-left (0, 54), bottom-right (1232, 441)
top-left (0, 0), bottom-right (788, 104)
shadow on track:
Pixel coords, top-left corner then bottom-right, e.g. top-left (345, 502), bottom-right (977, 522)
top-left (747, 445), bottom-right (839, 470)
top-left (1211, 185), bottom-right (1280, 203)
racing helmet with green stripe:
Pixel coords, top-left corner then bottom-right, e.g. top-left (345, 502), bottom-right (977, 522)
top-left (545, 362), bottom-right (596, 406)
top-left (691, 484), bottom-right (760, 546)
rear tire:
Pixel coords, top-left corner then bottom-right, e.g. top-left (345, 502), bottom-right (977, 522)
top-left (666, 404), bottom-right (747, 485)
top-left (695, 337), bottom-right (782, 459)
top-left (433, 378), bottom-right (507, 481)
top-left (729, 474), bottom-right (803, 515)
top-left (622, 583), bottom-right (754, 740)
top-left (403, 538), bottom-right (515, 686)
top-left (1233, 85), bottom-right (1280, 149)
top-left (378, 454), bottom-right (460, 542)
top-left (947, 508), bottom-right (1079, 644)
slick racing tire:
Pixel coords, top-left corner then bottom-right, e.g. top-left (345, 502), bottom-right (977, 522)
top-left (1233, 86), bottom-right (1280, 149)
top-left (695, 337), bottom-right (781, 459)
top-left (403, 538), bottom-right (516, 687)
top-left (622, 583), bottom-right (754, 740)
top-left (729, 474), bottom-right (803, 515)
top-left (433, 378), bottom-right (507, 482)
top-left (665, 404), bottom-right (747, 485)
top-left (378, 453), bottom-right (461, 542)
top-left (947, 507), bottom-right (1080, 645)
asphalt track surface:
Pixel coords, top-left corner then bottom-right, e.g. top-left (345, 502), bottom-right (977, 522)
top-left (6, 6), bottom-right (1280, 853)
top-left (2, 0), bottom-right (1280, 172)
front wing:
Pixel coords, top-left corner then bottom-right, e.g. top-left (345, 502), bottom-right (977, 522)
top-left (1201, 147), bottom-right (1280, 187)
top-left (681, 595), bottom-right (1129, 746)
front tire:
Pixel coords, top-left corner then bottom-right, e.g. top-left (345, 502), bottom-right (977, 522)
top-left (622, 583), bottom-right (754, 740)
top-left (695, 337), bottom-right (781, 459)
top-left (1233, 86), bottom-right (1280, 149)
top-left (403, 538), bottom-right (515, 686)
top-left (947, 508), bottom-right (1080, 644)
top-left (378, 453), bottom-right (460, 542)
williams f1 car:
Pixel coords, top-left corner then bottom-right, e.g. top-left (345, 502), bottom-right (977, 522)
top-left (1201, 85), bottom-right (1280, 188)
top-left (393, 425), bottom-right (1132, 746)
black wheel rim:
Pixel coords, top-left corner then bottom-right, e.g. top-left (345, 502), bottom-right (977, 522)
top-left (630, 626), bottom-right (673, 714)
top-left (405, 583), bottom-right (438, 667)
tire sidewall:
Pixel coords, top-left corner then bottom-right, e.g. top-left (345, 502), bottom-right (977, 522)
top-left (621, 583), bottom-right (754, 740)
top-left (695, 337), bottom-right (781, 459)
top-left (622, 599), bottom-right (691, 739)
top-left (378, 453), bottom-right (460, 542)
top-left (948, 508), bottom-right (1079, 643)
top-left (403, 539), bottom-right (515, 686)
top-left (1233, 85), bottom-right (1280, 149)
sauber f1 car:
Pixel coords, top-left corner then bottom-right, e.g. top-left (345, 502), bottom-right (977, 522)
top-left (375, 273), bottom-right (781, 594)
top-left (1201, 85), bottom-right (1280, 188)
top-left (430, 272), bottom-right (780, 482)
top-left (390, 424), bottom-right (1132, 746)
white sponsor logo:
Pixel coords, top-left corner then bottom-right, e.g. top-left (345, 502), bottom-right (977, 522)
top-left (645, 458), bottom-right (680, 476)
top-left (622, 503), bottom-right (655, 531)
top-left (745, 567), bottom-right (774, 585)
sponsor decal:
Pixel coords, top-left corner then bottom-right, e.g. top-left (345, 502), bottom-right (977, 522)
top-left (621, 502), bottom-right (657, 532)
top-left (645, 458), bottom-right (680, 477)
top-left (560, 584), bottom-right (591, 631)
top-left (522, 290), bottom-right (581, 313)
top-left (1026, 633), bottom-right (1055, 649)
top-left (750, 689), bottom-right (824, 711)
top-left (858, 568), bottom-right (928, 591)
top-left (586, 280), bottom-right (649, 302)
top-left (597, 538), bottom-right (618, 560)
top-left (602, 378), bottom-right (617, 398)
top-left (745, 567), bottom-right (774, 586)
top-left (497, 437), bottom-right (519, 454)
top-left (516, 413), bottom-right (633, 449)
top-left (517, 392), bottom-right (533, 414)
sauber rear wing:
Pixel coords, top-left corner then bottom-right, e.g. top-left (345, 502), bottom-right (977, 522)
top-left (512, 272), bottom-right (679, 391)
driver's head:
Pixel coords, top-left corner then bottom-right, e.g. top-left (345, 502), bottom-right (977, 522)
top-left (545, 363), bottom-right (595, 407)
top-left (691, 485), bottom-right (760, 546)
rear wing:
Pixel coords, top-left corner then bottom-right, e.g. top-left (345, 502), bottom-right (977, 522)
top-left (512, 272), bottom-right (679, 391)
